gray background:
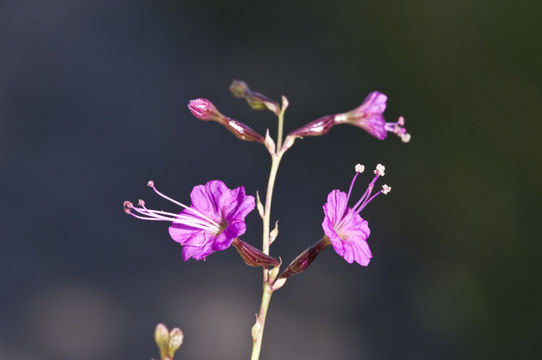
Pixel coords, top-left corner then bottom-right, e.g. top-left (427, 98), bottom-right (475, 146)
top-left (1, 0), bottom-right (541, 359)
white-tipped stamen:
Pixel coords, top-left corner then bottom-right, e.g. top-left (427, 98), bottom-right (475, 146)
top-left (147, 181), bottom-right (221, 228)
top-left (382, 184), bottom-right (391, 194)
top-left (401, 133), bottom-right (411, 143)
top-left (355, 164), bottom-right (365, 173)
top-left (374, 164), bottom-right (386, 176)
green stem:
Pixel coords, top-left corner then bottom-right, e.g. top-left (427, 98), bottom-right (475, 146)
top-left (250, 108), bottom-right (286, 360)
top-left (276, 110), bottom-right (284, 151)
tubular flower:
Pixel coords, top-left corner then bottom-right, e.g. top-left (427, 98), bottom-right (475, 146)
top-left (322, 164), bottom-right (391, 266)
top-left (334, 91), bottom-right (411, 143)
top-left (124, 180), bottom-right (255, 261)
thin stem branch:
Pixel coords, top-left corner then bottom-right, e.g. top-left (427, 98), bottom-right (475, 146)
top-left (250, 107), bottom-right (286, 360)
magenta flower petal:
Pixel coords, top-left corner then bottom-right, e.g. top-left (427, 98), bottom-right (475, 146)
top-left (335, 91), bottom-right (411, 142)
top-left (322, 190), bottom-right (372, 265)
top-left (124, 180), bottom-right (255, 261)
top-left (321, 164), bottom-right (391, 266)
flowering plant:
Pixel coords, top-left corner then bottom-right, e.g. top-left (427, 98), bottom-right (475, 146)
top-left (123, 80), bottom-right (410, 359)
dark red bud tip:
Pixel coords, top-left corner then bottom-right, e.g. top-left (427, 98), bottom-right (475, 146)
top-left (232, 238), bottom-right (280, 268)
top-left (188, 98), bottom-right (220, 121)
top-left (278, 236), bottom-right (331, 279)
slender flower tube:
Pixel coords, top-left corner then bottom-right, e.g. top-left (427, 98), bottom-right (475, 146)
top-left (334, 92), bottom-right (411, 142)
top-left (232, 238), bottom-right (280, 268)
top-left (188, 98), bottom-right (265, 144)
top-left (278, 236), bottom-right (331, 279)
top-left (123, 180), bottom-right (255, 261)
top-left (322, 163), bottom-right (391, 266)
top-left (282, 115), bottom-right (335, 152)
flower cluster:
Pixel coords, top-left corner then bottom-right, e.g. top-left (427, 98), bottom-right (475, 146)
top-left (123, 79), bottom-right (410, 360)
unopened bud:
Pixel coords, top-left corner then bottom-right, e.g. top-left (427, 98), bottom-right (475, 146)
top-left (188, 98), bottom-right (265, 143)
top-left (229, 80), bottom-right (249, 98)
top-left (154, 323), bottom-right (169, 359)
top-left (224, 118), bottom-right (265, 143)
top-left (188, 98), bottom-right (221, 121)
top-left (168, 328), bottom-right (184, 357)
top-left (229, 79), bottom-right (280, 115)
top-left (232, 238), bottom-right (279, 268)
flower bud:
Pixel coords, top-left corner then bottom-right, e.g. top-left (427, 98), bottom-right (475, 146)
top-left (232, 238), bottom-right (279, 268)
top-left (188, 98), bottom-right (265, 144)
top-left (154, 323), bottom-right (170, 359)
top-left (223, 118), bottom-right (265, 143)
top-left (229, 79), bottom-right (249, 98)
top-left (188, 98), bottom-right (221, 121)
top-left (168, 328), bottom-right (184, 357)
top-left (229, 79), bottom-right (280, 115)
top-left (278, 236), bottom-right (331, 279)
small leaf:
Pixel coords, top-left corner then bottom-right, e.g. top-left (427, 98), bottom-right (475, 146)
top-left (270, 221), bottom-right (279, 245)
top-left (264, 129), bottom-right (276, 155)
top-left (256, 191), bottom-right (264, 218)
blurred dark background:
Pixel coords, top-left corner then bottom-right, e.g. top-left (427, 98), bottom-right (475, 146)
top-left (1, 0), bottom-right (541, 359)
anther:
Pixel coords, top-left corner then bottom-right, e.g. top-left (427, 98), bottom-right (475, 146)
top-left (374, 164), bottom-right (386, 176)
top-left (123, 201), bottom-right (133, 209)
top-left (397, 116), bottom-right (405, 126)
top-left (147, 180), bottom-right (154, 187)
top-left (401, 133), bottom-right (411, 143)
top-left (382, 185), bottom-right (391, 194)
top-left (355, 164), bottom-right (365, 173)
top-left (138, 199), bottom-right (146, 207)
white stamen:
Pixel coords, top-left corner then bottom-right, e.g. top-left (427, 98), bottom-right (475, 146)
top-left (374, 164), bottom-right (386, 176)
top-left (401, 133), bottom-right (411, 143)
top-left (382, 185), bottom-right (391, 194)
top-left (147, 181), bottom-right (221, 228)
top-left (355, 164), bottom-right (365, 173)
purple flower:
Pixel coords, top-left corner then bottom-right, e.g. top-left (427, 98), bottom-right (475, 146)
top-left (322, 164), bottom-right (391, 266)
top-left (334, 91), bottom-right (411, 143)
top-left (124, 180), bottom-right (255, 261)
